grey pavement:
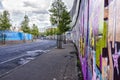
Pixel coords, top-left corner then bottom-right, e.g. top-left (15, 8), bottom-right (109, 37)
top-left (0, 43), bottom-right (78, 80)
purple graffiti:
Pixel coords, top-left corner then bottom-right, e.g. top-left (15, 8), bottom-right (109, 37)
top-left (112, 44), bottom-right (120, 75)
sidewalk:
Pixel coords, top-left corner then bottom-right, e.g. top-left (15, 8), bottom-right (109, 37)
top-left (0, 39), bottom-right (43, 46)
top-left (0, 43), bottom-right (78, 80)
top-left (0, 40), bottom-right (32, 46)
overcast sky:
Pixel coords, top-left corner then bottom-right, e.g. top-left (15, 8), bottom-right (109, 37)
top-left (0, 0), bottom-right (74, 31)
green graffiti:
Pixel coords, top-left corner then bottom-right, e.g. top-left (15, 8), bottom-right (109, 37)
top-left (96, 22), bottom-right (107, 67)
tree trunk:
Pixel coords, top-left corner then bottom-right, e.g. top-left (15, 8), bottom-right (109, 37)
top-left (23, 34), bottom-right (26, 43)
top-left (2, 33), bottom-right (6, 44)
top-left (57, 34), bottom-right (62, 49)
top-left (63, 33), bottom-right (66, 44)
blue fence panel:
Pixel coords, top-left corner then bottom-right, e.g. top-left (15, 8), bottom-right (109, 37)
top-left (28, 34), bottom-right (32, 40)
top-left (0, 31), bottom-right (32, 41)
top-left (24, 33), bottom-right (32, 40)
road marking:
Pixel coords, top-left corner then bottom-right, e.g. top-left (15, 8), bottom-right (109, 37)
top-left (0, 55), bottom-right (25, 64)
top-left (0, 50), bottom-right (50, 65)
top-left (53, 78), bottom-right (57, 80)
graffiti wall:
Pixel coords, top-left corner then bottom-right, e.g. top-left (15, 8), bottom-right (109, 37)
top-left (108, 0), bottom-right (120, 80)
top-left (71, 0), bottom-right (120, 80)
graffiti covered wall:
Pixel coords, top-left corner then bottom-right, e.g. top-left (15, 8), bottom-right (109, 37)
top-left (108, 0), bottom-right (120, 80)
top-left (70, 0), bottom-right (120, 80)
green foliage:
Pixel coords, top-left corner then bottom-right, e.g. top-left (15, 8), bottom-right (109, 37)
top-left (21, 15), bottom-right (31, 33)
top-left (31, 24), bottom-right (39, 37)
top-left (45, 27), bottom-right (60, 36)
top-left (39, 32), bottom-right (45, 36)
top-left (0, 10), bottom-right (11, 30)
top-left (49, 0), bottom-right (71, 34)
top-left (58, 10), bottom-right (71, 33)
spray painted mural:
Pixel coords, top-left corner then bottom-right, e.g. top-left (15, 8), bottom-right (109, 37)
top-left (108, 0), bottom-right (120, 80)
top-left (71, 0), bottom-right (120, 80)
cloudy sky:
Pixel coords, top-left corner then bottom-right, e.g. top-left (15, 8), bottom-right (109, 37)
top-left (0, 0), bottom-right (74, 31)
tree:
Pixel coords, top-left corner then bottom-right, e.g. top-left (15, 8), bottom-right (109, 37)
top-left (45, 28), bottom-right (53, 36)
top-left (59, 10), bottom-right (71, 33)
top-left (0, 10), bottom-right (11, 30)
top-left (31, 24), bottom-right (39, 39)
top-left (49, 0), bottom-right (71, 48)
top-left (45, 27), bottom-right (58, 36)
top-left (59, 10), bottom-right (71, 44)
top-left (53, 28), bottom-right (58, 35)
top-left (21, 15), bottom-right (31, 33)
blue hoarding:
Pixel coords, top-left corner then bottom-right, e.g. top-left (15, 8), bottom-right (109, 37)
top-left (0, 31), bottom-right (32, 41)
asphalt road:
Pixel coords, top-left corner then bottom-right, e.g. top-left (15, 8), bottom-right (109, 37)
top-left (0, 40), bottom-right (56, 64)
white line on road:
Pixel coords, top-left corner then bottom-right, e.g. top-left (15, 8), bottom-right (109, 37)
top-left (0, 49), bottom-right (50, 65)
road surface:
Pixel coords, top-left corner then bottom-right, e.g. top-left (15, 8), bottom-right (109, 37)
top-left (0, 40), bottom-right (56, 76)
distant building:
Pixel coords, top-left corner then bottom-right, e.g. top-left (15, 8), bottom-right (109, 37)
top-left (39, 28), bottom-right (46, 32)
top-left (10, 26), bottom-right (22, 32)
